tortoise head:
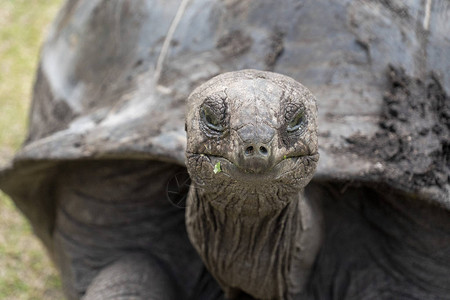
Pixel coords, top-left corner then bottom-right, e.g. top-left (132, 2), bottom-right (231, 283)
top-left (185, 70), bottom-right (321, 298)
top-left (185, 69), bottom-right (319, 200)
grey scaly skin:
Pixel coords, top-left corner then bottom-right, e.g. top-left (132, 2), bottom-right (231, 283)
top-left (185, 69), bottom-right (323, 299)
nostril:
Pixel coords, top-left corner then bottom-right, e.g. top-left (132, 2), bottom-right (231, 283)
top-left (244, 145), bottom-right (270, 157)
top-left (245, 146), bottom-right (254, 156)
top-left (259, 146), bottom-right (268, 155)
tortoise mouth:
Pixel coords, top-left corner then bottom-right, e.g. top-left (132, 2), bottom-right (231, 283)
top-left (187, 152), bottom-right (319, 183)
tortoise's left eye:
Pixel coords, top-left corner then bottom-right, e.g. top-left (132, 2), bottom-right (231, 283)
top-left (287, 110), bottom-right (306, 132)
top-left (201, 105), bottom-right (224, 132)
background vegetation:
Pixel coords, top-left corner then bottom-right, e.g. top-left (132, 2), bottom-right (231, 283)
top-left (0, 0), bottom-right (64, 298)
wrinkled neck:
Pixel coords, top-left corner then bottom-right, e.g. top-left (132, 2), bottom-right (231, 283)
top-left (197, 185), bottom-right (297, 218)
top-left (186, 185), bottom-right (321, 299)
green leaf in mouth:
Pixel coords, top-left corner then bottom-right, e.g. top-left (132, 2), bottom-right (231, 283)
top-left (213, 162), bottom-right (222, 174)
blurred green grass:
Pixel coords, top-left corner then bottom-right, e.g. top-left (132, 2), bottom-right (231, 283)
top-left (0, 0), bottom-right (64, 299)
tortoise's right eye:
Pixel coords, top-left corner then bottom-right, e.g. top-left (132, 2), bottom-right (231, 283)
top-left (287, 110), bottom-right (306, 132)
top-left (201, 105), bottom-right (224, 132)
top-left (284, 103), bottom-right (307, 135)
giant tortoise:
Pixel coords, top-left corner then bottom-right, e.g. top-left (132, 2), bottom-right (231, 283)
top-left (0, 0), bottom-right (449, 299)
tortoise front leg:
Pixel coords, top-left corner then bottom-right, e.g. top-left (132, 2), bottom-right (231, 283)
top-left (52, 160), bottom-right (204, 299)
top-left (83, 253), bottom-right (178, 299)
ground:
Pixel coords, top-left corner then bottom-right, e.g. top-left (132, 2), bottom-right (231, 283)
top-left (0, 0), bottom-right (64, 299)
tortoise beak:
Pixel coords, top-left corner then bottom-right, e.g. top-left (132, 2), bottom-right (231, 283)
top-left (237, 142), bottom-right (272, 173)
top-left (235, 124), bottom-right (275, 173)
